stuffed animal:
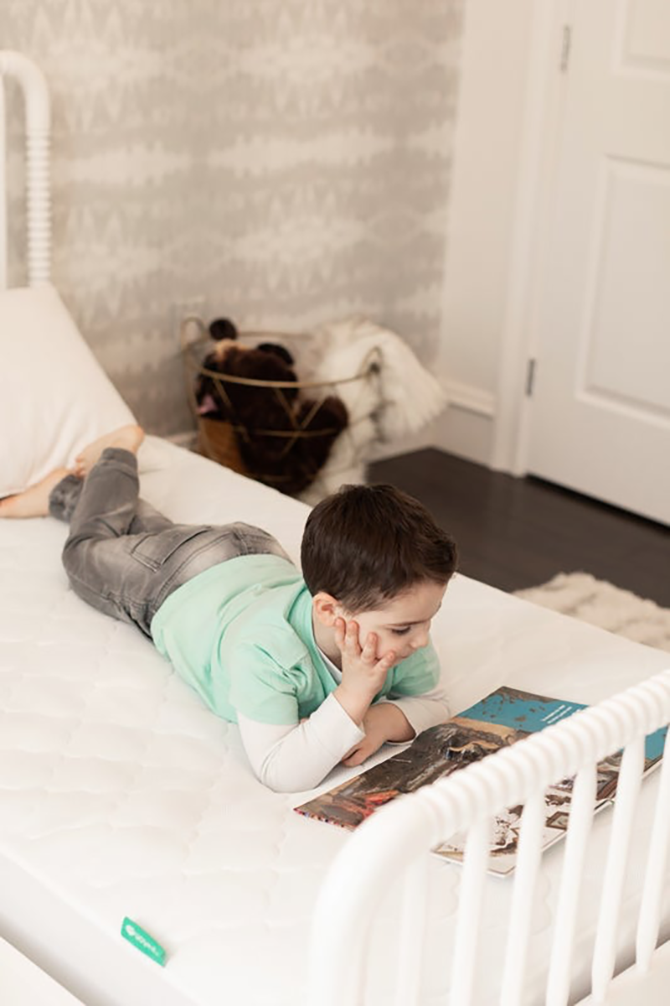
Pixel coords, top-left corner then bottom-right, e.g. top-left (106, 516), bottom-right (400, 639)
top-left (194, 318), bottom-right (348, 496)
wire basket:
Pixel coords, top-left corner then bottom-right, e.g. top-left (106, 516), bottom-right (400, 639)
top-left (180, 316), bottom-right (381, 496)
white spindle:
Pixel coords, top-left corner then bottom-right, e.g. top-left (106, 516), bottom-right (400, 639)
top-left (394, 853), bottom-right (429, 1006)
top-left (591, 735), bottom-right (645, 998)
top-left (450, 815), bottom-right (491, 1006)
top-left (26, 132), bottom-right (51, 284)
top-left (500, 790), bottom-right (546, 1006)
top-left (0, 51), bottom-right (51, 286)
top-left (546, 763), bottom-right (597, 1006)
top-left (636, 727), bottom-right (670, 971)
top-left (306, 798), bottom-right (440, 1006)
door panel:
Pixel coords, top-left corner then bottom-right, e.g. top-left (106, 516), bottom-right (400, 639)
top-left (584, 160), bottom-right (670, 416)
top-left (625, 0), bottom-right (670, 66)
top-left (528, 0), bottom-right (670, 524)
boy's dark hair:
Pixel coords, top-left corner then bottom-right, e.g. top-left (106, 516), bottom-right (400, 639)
top-left (300, 483), bottom-right (458, 612)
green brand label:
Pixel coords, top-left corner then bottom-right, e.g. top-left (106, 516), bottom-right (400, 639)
top-left (121, 917), bottom-right (167, 967)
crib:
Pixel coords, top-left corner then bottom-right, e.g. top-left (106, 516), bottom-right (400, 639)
top-left (1, 50), bottom-right (670, 1006)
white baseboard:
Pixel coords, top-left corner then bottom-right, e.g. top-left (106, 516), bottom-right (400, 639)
top-left (367, 422), bottom-right (441, 463)
top-left (164, 430), bottom-right (197, 449)
top-left (373, 380), bottom-right (497, 467)
top-left (443, 379), bottom-right (496, 420)
top-left (431, 379), bottom-right (497, 466)
top-left (432, 409), bottom-right (495, 467)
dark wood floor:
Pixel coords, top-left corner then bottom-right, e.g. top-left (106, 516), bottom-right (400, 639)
top-left (369, 449), bottom-right (670, 608)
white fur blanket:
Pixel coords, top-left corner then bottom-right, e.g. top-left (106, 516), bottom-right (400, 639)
top-left (298, 317), bottom-right (447, 504)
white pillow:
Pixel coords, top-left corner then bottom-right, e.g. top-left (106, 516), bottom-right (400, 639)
top-left (0, 284), bottom-right (137, 496)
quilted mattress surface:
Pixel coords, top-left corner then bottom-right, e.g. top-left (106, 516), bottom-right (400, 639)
top-left (0, 437), bottom-right (668, 1006)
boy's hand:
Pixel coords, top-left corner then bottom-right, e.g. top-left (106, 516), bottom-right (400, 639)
top-left (342, 703), bottom-right (415, 767)
top-left (332, 618), bottom-right (396, 726)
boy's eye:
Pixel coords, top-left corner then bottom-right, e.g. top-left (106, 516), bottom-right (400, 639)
top-left (391, 627), bottom-right (411, 636)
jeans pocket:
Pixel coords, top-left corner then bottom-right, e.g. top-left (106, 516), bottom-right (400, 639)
top-left (131, 527), bottom-right (208, 571)
top-left (232, 523), bottom-right (289, 558)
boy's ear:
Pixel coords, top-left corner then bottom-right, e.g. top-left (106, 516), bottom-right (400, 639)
top-left (312, 591), bottom-right (343, 627)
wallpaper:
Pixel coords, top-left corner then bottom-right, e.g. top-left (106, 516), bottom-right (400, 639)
top-left (2, 0), bottom-right (464, 436)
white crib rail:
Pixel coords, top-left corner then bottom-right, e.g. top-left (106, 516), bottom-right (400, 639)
top-left (307, 669), bottom-right (670, 1006)
top-left (0, 50), bottom-right (51, 288)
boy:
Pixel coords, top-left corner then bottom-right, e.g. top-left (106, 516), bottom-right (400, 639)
top-left (0, 425), bottom-right (458, 792)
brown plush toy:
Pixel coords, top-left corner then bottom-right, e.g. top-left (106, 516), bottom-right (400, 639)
top-left (195, 318), bottom-right (348, 496)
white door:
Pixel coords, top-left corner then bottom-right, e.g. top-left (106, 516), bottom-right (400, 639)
top-left (527, 0), bottom-right (670, 525)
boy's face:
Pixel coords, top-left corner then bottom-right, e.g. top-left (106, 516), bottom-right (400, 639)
top-left (346, 579), bottom-right (446, 662)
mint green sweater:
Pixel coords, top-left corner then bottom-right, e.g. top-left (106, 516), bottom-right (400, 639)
top-left (151, 553), bottom-right (440, 726)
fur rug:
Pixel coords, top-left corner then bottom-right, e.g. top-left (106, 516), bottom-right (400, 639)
top-left (515, 573), bottom-right (670, 654)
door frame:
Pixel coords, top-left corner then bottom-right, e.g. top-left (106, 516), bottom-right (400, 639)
top-left (491, 0), bottom-right (576, 475)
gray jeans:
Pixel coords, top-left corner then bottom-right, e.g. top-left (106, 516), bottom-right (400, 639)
top-left (51, 447), bottom-right (289, 637)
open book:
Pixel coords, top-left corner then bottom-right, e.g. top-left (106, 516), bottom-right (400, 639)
top-left (295, 686), bottom-right (667, 876)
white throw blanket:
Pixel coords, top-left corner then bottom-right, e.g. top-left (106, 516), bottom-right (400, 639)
top-left (297, 316), bottom-right (447, 504)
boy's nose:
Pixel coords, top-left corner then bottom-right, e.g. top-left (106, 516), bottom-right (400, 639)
top-left (411, 627), bottom-right (430, 650)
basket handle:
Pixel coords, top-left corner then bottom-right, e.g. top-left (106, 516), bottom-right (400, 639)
top-left (180, 315), bottom-right (208, 353)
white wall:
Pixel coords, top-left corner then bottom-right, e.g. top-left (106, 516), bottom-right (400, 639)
top-left (433, 0), bottom-right (536, 466)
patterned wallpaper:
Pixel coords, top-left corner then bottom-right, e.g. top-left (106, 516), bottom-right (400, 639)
top-left (2, 0), bottom-right (464, 436)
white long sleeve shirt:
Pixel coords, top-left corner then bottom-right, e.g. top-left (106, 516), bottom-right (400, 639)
top-left (238, 649), bottom-right (450, 792)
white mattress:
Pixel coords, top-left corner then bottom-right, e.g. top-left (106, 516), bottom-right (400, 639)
top-left (0, 437), bottom-right (668, 1006)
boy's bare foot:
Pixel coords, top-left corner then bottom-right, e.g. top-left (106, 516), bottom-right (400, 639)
top-left (0, 467), bottom-right (73, 518)
top-left (74, 424), bottom-right (145, 477)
